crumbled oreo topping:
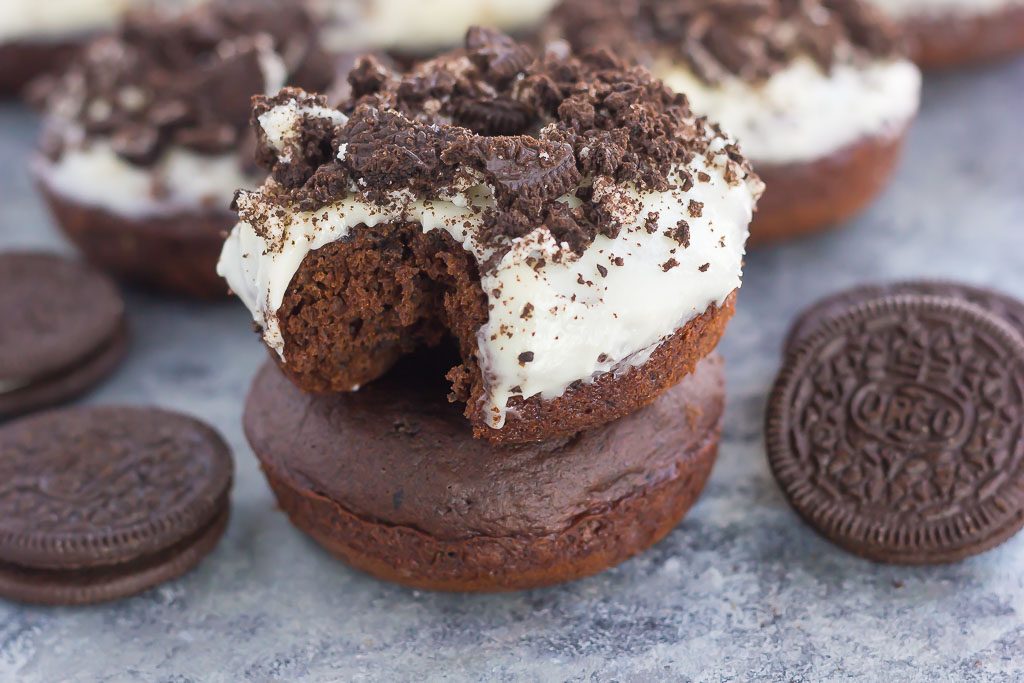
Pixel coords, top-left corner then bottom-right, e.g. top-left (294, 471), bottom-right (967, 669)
top-left (39, 0), bottom-right (333, 165)
top-left (247, 29), bottom-right (757, 258)
top-left (550, 0), bottom-right (904, 85)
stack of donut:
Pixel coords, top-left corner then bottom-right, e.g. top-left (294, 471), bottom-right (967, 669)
top-left (221, 29), bottom-right (765, 590)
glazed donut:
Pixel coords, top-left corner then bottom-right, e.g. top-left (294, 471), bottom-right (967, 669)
top-left (218, 29), bottom-right (763, 443)
top-left (549, 0), bottom-right (922, 245)
top-left (33, 0), bottom-right (335, 298)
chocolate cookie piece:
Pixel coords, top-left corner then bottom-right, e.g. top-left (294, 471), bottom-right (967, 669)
top-left (0, 406), bottom-right (233, 604)
top-left (550, 0), bottom-right (904, 85)
top-left (767, 296), bottom-right (1024, 565)
top-left (784, 280), bottom-right (1024, 356)
top-left (0, 252), bottom-right (127, 418)
top-left (245, 351), bottom-right (726, 592)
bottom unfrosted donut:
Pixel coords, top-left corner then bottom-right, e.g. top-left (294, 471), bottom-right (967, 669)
top-left (244, 352), bottom-right (726, 592)
top-left (38, 183), bottom-right (232, 299)
top-left (749, 127), bottom-right (909, 246)
top-left (902, 5), bottom-right (1024, 70)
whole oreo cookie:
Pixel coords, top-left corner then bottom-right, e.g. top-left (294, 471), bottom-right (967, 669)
top-left (0, 252), bottom-right (127, 418)
top-left (0, 406), bottom-right (232, 604)
top-left (767, 296), bottom-right (1024, 565)
top-left (784, 280), bottom-right (1024, 357)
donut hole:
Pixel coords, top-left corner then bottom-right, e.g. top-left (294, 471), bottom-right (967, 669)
top-left (277, 221), bottom-right (488, 400)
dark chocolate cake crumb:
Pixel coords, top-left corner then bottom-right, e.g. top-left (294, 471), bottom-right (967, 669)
top-left (466, 27), bottom-right (536, 86)
top-left (518, 351), bottom-right (535, 365)
top-left (699, 263), bottom-right (710, 272)
top-left (688, 200), bottom-right (704, 218)
top-left (662, 259), bottom-right (680, 272)
top-left (241, 29), bottom-right (759, 262)
top-left (521, 303), bottom-right (534, 319)
top-left (550, 0), bottom-right (904, 85)
top-left (597, 264), bottom-right (608, 278)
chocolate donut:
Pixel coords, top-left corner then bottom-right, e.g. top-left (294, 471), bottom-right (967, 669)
top-left (218, 30), bottom-right (762, 443)
top-left (33, 0), bottom-right (335, 298)
top-left (244, 350), bottom-right (726, 592)
top-left (873, 0), bottom-right (1024, 68)
top-left (548, 0), bottom-right (922, 245)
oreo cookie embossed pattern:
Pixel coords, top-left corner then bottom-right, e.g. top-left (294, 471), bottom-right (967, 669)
top-left (768, 296), bottom-right (1024, 564)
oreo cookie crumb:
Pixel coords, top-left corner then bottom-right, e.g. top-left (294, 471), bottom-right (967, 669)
top-left (243, 29), bottom-right (759, 263)
top-left (551, 0), bottom-right (903, 86)
top-left (669, 220), bottom-right (691, 248)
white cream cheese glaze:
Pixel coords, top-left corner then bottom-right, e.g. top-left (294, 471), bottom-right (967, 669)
top-left (319, 0), bottom-right (558, 52)
top-left (36, 143), bottom-right (257, 216)
top-left (657, 56), bottom-right (922, 165)
top-left (218, 99), bottom-right (763, 428)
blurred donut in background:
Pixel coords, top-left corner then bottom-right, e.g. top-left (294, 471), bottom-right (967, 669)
top-left (548, 0), bottom-right (923, 246)
top-left (31, 0), bottom-right (335, 298)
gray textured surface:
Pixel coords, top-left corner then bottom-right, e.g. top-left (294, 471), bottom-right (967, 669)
top-left (1, 56), bottom-right (1023, 682)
